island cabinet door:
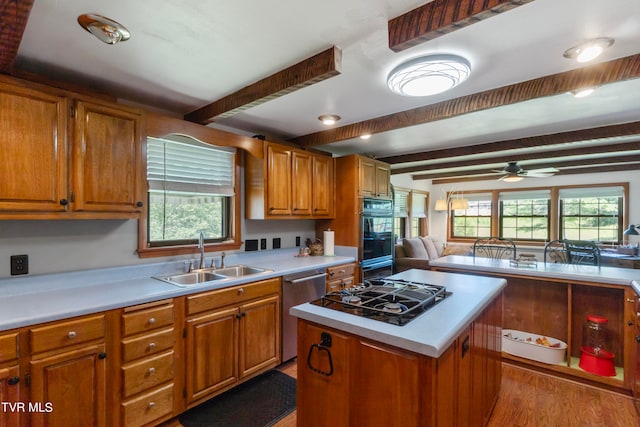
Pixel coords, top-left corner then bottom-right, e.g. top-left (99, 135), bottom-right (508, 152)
top-left (296, 321), bottom-right (351, 427)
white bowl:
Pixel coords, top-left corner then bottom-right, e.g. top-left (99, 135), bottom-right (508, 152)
top-left (502, 329), bottom-right (567, 364)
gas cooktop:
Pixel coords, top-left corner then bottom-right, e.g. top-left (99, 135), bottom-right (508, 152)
top-left (310, 278), bottom-right (451, 326)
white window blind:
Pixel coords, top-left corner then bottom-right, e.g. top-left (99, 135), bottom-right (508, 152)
top-left (559, 186), bottom-right (624, 199)
top-left (394, 189), bottom-right (409, 218)
top-left (147, 136), bottom-right (235, 196)
top-left (499, 189), bottom-right (550, 201)
top-left (411, 192), bottom-right (428, 218)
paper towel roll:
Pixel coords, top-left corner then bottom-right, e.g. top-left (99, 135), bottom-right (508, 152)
top-left (323, 230), bottom-right (335, 256)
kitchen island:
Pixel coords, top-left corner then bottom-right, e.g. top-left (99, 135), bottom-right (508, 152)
top-left (291, 269), bottom-right (506, 427)
top-left (429, 255), bottom-right (640, 394)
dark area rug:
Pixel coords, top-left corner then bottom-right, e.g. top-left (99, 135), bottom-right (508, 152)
top-left (178, 370), bottom-right (296, 427)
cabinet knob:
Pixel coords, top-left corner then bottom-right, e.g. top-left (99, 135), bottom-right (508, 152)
top-left (148, 317), bottom-right (156, 325)
top-left (136, 201), bottom-right (143, 207)
top-left (7, 376), bottom-right (19, 386)
top-left (59, 199), bottom-right (69, 206)
top-left (148, 342), bottom-right (156, 350)
top-left (68, 331), bottom-right (77, 339)
top-left (148, 367), bottom-right (156, 375)
top-left (636, 335), bottom-right (640, 343)
top-left (238, 288), bottom-right (244, 294)
top-left (148, 402), bottom-right (155, 408)
top-left (627, 298), bottom-right (636, 303)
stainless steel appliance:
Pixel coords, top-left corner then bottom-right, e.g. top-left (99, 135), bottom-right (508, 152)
top-left (282, 269), bottom-right (327, 361)
top-left (311, 278), bottom-right (450, 326)
top-left (361, 198), bottom-right (394, 280)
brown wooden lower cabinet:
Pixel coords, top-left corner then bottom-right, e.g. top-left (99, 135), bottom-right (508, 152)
top-left (297, 292), bottom-right (502, 427)
top-left (184, 278), bottom-right (281, 408)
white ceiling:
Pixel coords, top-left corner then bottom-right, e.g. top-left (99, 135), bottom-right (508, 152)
top-left (13, 0), bottom-right (640, 179)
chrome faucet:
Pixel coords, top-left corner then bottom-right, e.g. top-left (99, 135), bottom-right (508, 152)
top-left (198, 231), bottom-right (205, 269)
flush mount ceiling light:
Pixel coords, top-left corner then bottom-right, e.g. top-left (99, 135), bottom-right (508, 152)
top-left (563, 37), bottom-right (614, 63)
top-left (360, 134), bottom-right (372, 140)
top-left (78, 14), bottom-right (131, 45)
top-left (318, 114), bottom-right (340, 125)
top-left (387, 54), bottom-right (471, 97)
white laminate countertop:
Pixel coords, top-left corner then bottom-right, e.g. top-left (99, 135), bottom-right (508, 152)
top-left (290, 269), bottom-right (506, 358)
top-left (0, 248), bottom-right (355, 331)
top-left (429, 255), bottom-right (640, 287)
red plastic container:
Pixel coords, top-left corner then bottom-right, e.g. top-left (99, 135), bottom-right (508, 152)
top-left (578, 346), bottom-right (616, 376)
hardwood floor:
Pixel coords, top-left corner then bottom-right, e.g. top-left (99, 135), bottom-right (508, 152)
top-left (162, 359), bottom-right (638, 427)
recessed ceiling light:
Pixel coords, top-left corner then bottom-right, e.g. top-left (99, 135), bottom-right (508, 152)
top-left (360, 134), bottom-right (372, 140)
top-left (318, 114), bottom-right (340, 125)
top-left (563, 37), bottom-right (614, 63)
top-left (571, 87), bottom-right (596, 98)
top-left (387, 54), bottom-right (471, 97)
top-left (78, 14), bottom-right (131, 45)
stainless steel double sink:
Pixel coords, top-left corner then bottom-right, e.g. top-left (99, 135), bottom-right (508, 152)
top-left (154, 265), bottom-right (272, 287)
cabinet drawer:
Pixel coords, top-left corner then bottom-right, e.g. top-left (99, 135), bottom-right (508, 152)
top-left (122, 303), bottom-right (174, 337)
top-left (29, 315), bottom-right (105, 354)
top-left (122, 382), bottom-right (174, 427)
top-left (187, 277), bottom-right (281, 315)
top-left (0, 332), bottom-right (18, 363)
top-left (327, 263), bottom-right (355, 280)
top-left (121, 327), bottom-right (174, 363)
top-left (122, 350), bottom-right (174, 398)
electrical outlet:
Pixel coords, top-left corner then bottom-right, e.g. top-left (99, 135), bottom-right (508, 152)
top-left (296, 236), bottom-right (301, 247)
top-left (11, 254), bottom-right (29, 275)
top-left (260, 238), bottom-right (267, 250)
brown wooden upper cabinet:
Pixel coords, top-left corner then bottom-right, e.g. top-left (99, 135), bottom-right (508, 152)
top-left (357, 156), bottom-right (391, 198)
top-left (246, 141), bottom-right (334, 219)
top-left (0, 77), bottom-right (143, 219)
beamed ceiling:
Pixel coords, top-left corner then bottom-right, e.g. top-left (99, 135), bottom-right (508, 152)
top-left (3, 0), bottom-right (640, 183)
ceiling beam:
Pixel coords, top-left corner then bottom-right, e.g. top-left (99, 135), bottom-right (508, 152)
top-left (381, 121), bottom-right (640, 165)
top-left (0, 0), bottom-right (34, 73)
top-left (388, 0), bottom-right (535, 52)
top-left (390, 140), bottom-right (640, 175)
top-left (413, 154), bottom-right (640, 180)
top-left (430, 162), bottom-right (640, 184)
top-left (289, 54), bottom-right (640, 148)
top-left (184, 46), bottom-right (342, 125)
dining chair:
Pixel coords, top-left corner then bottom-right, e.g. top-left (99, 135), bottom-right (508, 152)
top-left (473, 237), bottom-right (517, 260)
top-left (564, 240), bottom-right (601, 266)
top-left (544, 240), bottom-right (568, 264)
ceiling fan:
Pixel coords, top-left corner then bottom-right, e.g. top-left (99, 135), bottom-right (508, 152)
top-left (495, 162), bottom-right (559, 182)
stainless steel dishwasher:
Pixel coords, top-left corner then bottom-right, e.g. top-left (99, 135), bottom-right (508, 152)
top-left (282, 268), bottom-right (327, 361)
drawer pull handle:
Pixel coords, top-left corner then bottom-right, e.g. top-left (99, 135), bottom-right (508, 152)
top-left (148, 342), bottom-right (156, 350)
top-left (148, 367), bottom-right (156, 375)
top-left (148, 317), bottom-right (156, 325)
top-left (627, 298), bottom-right (636, 303)
top-left (68, 331), bottom-right (77, 339)
top-left (148, 401), bottom-right (155, 408)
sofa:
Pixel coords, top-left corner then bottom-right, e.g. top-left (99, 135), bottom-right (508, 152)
top-left (394, 237), bottom-right (472, 272)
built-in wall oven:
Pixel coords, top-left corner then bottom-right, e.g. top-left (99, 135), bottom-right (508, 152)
top-left (361, 198), bottom-right (394, 281)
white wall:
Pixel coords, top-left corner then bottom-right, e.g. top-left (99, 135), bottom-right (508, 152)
top-left (0, 218), bottom-right (316, 278)
top-left (423, 170), bottom-right (640, 244)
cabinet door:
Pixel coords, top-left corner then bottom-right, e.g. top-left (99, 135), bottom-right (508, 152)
top-left (0, 365), bottom-right (20, 427)
top-left (238, 295), bottom-right (280, 378)
top-left (72, 101), bottom-right (142, 212)
top-left (375, 161), bottom-right (391, 198)
top-left (266, 145), bottom-right (291, 216)
top-left (358, 157), bottom-right (376, 197)
top-left (0, 82), bottom-right (68, 212)
top-left (185, 307), bottom-right (238, 403)
top-left (312, 155), bottom-right (334, 217)
top-left (297, 321), bottom-right (352, 427)
top-left (291, 151), bottom-right (312, 216)
top-left (29, 343), bottom-right (106, 427)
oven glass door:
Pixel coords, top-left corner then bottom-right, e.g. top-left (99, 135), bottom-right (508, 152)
top-left (362, 215), bottom-right (394, 260)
